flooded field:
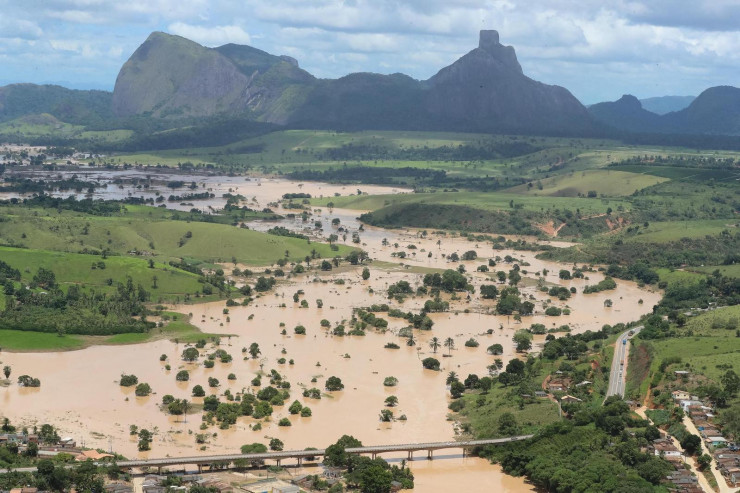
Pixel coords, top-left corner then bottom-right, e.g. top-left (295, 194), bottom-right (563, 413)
top-left (0, 167), bottom-right (410, 212)
top-left (0, 170), bottom-right (661, 491)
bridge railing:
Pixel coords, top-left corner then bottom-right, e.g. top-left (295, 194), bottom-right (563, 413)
top-left (114, 436), bottom-right (534, 468)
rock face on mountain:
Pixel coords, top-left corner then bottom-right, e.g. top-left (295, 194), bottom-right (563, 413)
top-left (111, 30), bottom-right (597, 135)
top-left (112, 32), bottom-right (314, 122)
top-left (590, 86), bottom-right (740, 135)
top-left (424, 30), bottom-right (594, 134)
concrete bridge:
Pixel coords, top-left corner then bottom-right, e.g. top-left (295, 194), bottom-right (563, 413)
top-left (114, 436), bottom-right (533, 473)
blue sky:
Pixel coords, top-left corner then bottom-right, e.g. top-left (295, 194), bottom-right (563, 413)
top-left (1, 0), bottom-right (739, 104)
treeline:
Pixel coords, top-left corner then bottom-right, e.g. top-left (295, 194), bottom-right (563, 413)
top-left (360, 203), bottom-right (541, 236)
top-left (2, 176), bottom-right (102, 194)
top-left (541, 232), bottom-right (740, 270)
top-left (316, 140), bottom-right (542, 162)
top-left (2, 269), bottom-right (155, 335)
top-left (481, 408), bottom-right (670, 492)
top-left (621, 131), bottom-right (740, 151)
top-left (287, 165), bottom-right (520, 191)
top-left (610, 154), bottom-right (738, 169)
top-left (288, 166), bottom-right (446, 186)
top-left (1, 194), bottom-right (123, 215)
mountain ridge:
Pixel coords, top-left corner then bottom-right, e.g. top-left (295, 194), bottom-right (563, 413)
top-left (109, 30), bottom-right (600, 136)
top-left (589, 86), bottom-right (740, 136)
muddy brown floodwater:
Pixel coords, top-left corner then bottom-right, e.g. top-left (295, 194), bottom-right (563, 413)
top-left (0, 176), bottom-right (661, 492)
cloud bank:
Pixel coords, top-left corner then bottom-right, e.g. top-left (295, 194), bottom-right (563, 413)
top-left (1, 0), bottom-right (738, 103)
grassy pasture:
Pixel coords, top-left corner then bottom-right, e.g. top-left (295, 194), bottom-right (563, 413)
top-left (0, 205), bottom-right (352, 265)
top-left (0, 246), bottom-right (204, 301)
top-left (0, 311), bottom-right (217, 351)
top-left (649, 336), bottom-right (740, 384)
top-left (506, 169), bottom-right (668, 197)
top-left (690, 264), bottom-right (740, 278)
top-left (0, 329), bottom-right (86, 351)
top-left (622, 220), bottom-right (737, 243)
top-left (609, 164), bottom-right (740, 181)
top-left (313, 191), bottom-right (630, 215)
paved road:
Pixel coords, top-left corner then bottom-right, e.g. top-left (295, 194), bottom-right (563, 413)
top-left (606, 326), bottom-right (642, 398)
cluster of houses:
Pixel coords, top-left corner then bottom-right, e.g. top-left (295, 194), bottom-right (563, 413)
top-left (672, 390), bottom-right (739, 488)
top-left (648, 438), bottom-right (702, 492)
top-left (543, 374), bottom-right (592, 404)
top-left (0, 433), bottom-right (114, 462)
top-left (141, 474), bottom-right (302, 493)
top-left (142, 475), bottom-right (234, 493)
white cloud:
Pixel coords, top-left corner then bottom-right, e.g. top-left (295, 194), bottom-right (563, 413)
top-left (168, 22), bottom-right (251, 46)
top-left (0, 18), bottom-right (44, 40)
top-left (1, 0), bottom-right (739, 102)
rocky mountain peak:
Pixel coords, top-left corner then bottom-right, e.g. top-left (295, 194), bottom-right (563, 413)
top-left (479, 30), bottom-right (500, 50)
top-left (616, 94), bottom-right (642, 109)
top-left (476, 30), bottom-right (522, 73)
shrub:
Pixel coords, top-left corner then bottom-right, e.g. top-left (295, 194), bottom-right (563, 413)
top-left (383, 376), bottom-right (399, 387)
top-left (464, 338), bottom-right (479, 347)
top-left (176, 370), bottom-right (189, 381)
top-left (278, 418), bottom-right (292, 427)
top-left (545, 306), bottom-right (562, 316)
top-left (487, 344), bottom-right (503, 355)
top-left (135, 383), bottom-right (152, 396)
top-left (422, 357), bottom-right (440, 370)
top-left (241, 443), bottom-right (267, 454)
top-left (120, 374), bottom-right (138, 387)
top-left (325, 376), bottom-right (344, 391)
top-left (192, 385), bottom-right (205, 397)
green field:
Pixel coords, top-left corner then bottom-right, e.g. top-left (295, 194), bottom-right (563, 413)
top-left (0, 312), bottom-right (217, 352)
top-left (649, 336), bottom-right (740, 383)
top-left (0, 246), bottom-right (204, 301)
top-left (656, 268), bottom-right (706, 286)
top-left (0, 329), bottom-right (86, 351)
top-left (682, 305), bottom-right (740, 335)
top-left (621, 220), bottom-right (738, 243)
top-left (0, 114), bottom-right (133, 143)
top-left (691, 264), bottom-right (740, 278)
top-left (636, 306), bottom-right (740, 390)
top-left (0, 204), bottom-right (353, 265)
top-left (313, 190), bottom-right (630, 215)
top-left (506, 169), bottom-right (668, 197)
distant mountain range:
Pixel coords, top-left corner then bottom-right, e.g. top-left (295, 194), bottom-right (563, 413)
top-left (588, 87), bottom-right (740, 136)
top-left (639, 95), bottom-right (695, 115)
top-left (1, 30), bottom-right (739, 141)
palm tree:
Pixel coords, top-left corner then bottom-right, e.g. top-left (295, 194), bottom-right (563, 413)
top-left (446, 371), bottom-right (458, 385)
top-left (444, 337), bottom-right (455, 356)
top-left (2, 366), bottom-right (10, 380)
top-left (406, 333), bottom-right (416, 347)
top-left (429, 337), bottom-right (440, 354)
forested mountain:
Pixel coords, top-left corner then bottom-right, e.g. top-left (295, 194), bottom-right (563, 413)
top-left (0, 83), bottom-right (113, 125)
